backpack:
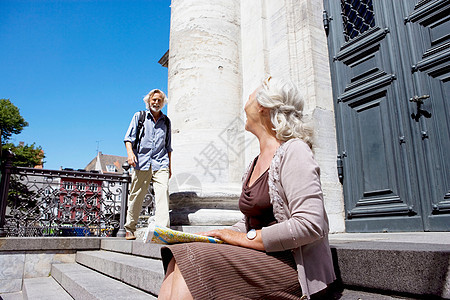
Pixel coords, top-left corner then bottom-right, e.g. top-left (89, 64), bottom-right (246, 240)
top-left (133, 110), bottom-right (171, 151)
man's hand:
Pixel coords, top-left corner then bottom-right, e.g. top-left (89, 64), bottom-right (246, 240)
top-left (125, 141), bottom-right (137, 167)
top-left (127, 153), bottom-right (137, 167)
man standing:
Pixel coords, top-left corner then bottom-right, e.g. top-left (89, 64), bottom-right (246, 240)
top-left (123, 89), bottom-right (172, 240)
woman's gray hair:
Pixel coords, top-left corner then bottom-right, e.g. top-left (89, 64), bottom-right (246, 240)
top-left (255, 76), bottom-right (313, 148)
top-left (143, 89), bottom-right (167, 110)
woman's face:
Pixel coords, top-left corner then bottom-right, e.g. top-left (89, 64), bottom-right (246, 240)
top-left (244, 89), bottom-right (261, 133)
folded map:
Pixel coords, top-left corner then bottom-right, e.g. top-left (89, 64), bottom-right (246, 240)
top-left (143, 223), bottom-right (224, 244)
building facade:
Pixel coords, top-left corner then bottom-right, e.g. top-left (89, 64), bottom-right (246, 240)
top-left (324, 0), bottom-right (450, 232)
top-left (165, 0), bottom-right (449, 232)
top-left (166, 0), bottom-right (344, 232)
top-left (58, 179), bottom-right (102, 224)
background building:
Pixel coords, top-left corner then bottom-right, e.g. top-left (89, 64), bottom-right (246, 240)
top-left (58, 179), bottom-right (102, 224)
top-left (85, 152), bottom-right (128, 175)
top-left (56, 153), bottom-right (129, 231)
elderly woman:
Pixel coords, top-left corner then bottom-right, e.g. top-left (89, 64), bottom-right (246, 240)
top-left (158, 76), bottom-right (336, 299)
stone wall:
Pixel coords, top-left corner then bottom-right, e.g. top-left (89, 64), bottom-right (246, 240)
top-left (0, 251), bottom-right (76, 293)
top-left (0, 237), bottom-right (100, 293)
top-left (167, 0), bottom-right (345, 232)
top-left (240, 0), bottom-right (344, 232)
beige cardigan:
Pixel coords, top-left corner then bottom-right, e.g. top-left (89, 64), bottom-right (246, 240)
top-left (232, 138), bottom-right (336, 299)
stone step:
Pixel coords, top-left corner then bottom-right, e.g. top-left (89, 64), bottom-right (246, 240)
top-left (100, 236), bottom-right (449, 299)
top-left (0, 292), bottom-right (23, 300)
top-left (329, 287), bottom-right (419, 299)
top-left (100, 237), bottom-right (163, 260)
top-left (51, 263), bottom-right (155, 299)
top-left (23, 277), bottom-right (72, 300)
top-left (330, 238), bottom-right (450, 299)
top-left (76, 250), bottom-right (165, 295)
top-left (101, 237), bottom-right (449, 299)
top-left (1, 233), bottom-right (447, 299)
top-left (171, 224), bottom-right (229, 233)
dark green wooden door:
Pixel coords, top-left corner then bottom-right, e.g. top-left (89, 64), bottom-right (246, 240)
top-left (324, 0), bottom-right (450, 232)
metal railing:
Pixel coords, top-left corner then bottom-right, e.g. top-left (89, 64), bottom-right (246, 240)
top-left (0, 150), bottom-right (135, 237)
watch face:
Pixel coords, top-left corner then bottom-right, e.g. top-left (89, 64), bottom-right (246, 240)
top-left (247, 229), bottom-right (256, 240)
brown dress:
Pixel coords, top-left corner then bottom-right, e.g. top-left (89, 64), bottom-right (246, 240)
top-left (161, 158), bottom-right (302, 299)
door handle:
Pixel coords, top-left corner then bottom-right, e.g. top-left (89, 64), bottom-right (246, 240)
top-left (410, 94), bottom-right (431, 122)
top-left (409, 94), bottom-right (429, 104)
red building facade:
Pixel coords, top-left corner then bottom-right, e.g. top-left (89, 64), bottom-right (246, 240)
top-left (58, 178), bottom-right (102, 224)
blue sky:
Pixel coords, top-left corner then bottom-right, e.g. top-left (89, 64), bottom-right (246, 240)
top-left (0, 0), bottom-right (170, 170)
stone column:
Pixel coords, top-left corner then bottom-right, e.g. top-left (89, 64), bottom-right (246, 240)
top-left (167, 0), bottom-right (243, 226)
top-left (240, 0), bottom-right (345, 232)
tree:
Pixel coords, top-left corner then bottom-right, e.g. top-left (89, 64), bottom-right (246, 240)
top-left (2, 143), bottom-right (44, 167)
top-left (0, 99), bottom-right (44, 230)
top-left (0, 99), bottom-right (44, 167)
top-left (0, 99), bottom-right (28, 146)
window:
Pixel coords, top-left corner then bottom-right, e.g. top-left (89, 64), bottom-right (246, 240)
top-left (89, 183), bottom-right (98, 191)
top-left (87, 213), bottom-right (96, 221)
top-left (106, 164), bottom-right (116, 172)
top-left (64, 182), bottom-right (73, 191)
top-left (341, 0), bottom-right (375, 41)
top-left (76, 182), bottom-right (86, 191)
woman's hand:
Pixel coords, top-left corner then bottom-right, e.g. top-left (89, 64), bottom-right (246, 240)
top-left (199, 229), bottom-right (265, 251)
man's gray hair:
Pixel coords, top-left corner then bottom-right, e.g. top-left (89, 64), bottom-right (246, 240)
top-left (143, 89), bottom-right (167, 110)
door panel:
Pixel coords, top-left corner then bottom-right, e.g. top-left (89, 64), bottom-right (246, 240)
top-left (405, 0), bottom-right (450, 230)
top-left (324, 0), bottom-right (450, 231)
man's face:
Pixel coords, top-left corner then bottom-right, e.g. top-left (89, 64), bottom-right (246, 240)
top-left (149, 93), bottom-right (164, 113)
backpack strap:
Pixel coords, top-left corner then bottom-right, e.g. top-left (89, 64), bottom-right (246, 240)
top-left (133, 110), bottom-right (146, 151)
top-left (164, 116), bottom-right (171, 149)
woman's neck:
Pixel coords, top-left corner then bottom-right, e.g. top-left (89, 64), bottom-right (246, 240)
top-left (258, 134), bottom-right (281, 157)
top-left (249, 114), bottom-right (281, 156)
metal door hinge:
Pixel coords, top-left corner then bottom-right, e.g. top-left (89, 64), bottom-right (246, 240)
top-left (337, 152), bottom-right (346, 184)
top-left (323, 10), bottom-right (333, 34)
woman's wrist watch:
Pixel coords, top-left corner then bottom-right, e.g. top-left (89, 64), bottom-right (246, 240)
top-left (246, 229), bottom-right (257, 240)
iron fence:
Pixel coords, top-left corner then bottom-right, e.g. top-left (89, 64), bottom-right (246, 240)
top-left (0, 150), bottom-right (135, 237)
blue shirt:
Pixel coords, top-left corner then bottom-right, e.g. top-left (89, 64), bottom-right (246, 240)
top-left (124, 110), bottom-right (172, 171)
